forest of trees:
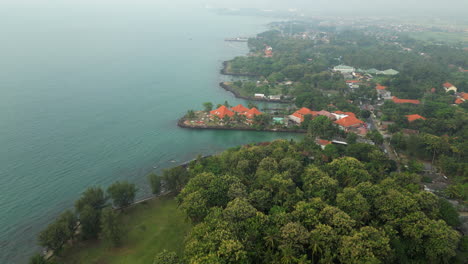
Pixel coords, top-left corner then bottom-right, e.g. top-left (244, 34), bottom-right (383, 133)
top-left (149, 139), bottom-right (466, 264)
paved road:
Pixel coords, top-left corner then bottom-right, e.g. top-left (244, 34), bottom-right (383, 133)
top-left (369, 112), bottom-right (401, 172)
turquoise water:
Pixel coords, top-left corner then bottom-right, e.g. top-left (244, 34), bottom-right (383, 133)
top-left (0, 3), bottom-right (299, 263)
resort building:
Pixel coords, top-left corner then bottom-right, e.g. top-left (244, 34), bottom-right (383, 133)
top-left (245, 107), bottom-right (262, 119)
top-left (210, 104), bottom-right (262, 121)
top-left (210, 105), bottom-right (234, 119)
top-left (316, 110), bottom-right (335, 119)
top-left (289, 107), bottom-right (318, 124)
top-left (334, 114), bottom-right (365, 131)
top-left (231, 104), bottom-right (249, 114)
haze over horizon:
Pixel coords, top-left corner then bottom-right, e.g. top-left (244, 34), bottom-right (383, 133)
top-left (2, 0), bottom-right (468, 19)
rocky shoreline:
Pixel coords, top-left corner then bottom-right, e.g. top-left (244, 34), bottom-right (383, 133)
top-left (177, 118), bottom-right (306, 133)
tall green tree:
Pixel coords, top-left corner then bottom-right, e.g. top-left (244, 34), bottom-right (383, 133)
top-left (203, 102), bottom-right (213, 112)
top-left (75, 187), bottom-right (107, 212)
top-left (107, 181), bottom-right (137, 208)
top-left (38, 210), bottom-right (76, 255)
top-left (100, 207), bottom-right (123, 246)
top-left (148, 173), bottom-right (162, 195)
top-left (79, 205), bottom-right (101, 239)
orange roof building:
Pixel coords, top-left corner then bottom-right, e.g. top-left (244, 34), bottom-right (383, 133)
top-left (231, 104), bottom-right (249, 113)
top-left (455, 93), bottom-right (468, 104)
top-left (406, 114), bottom-right (426, 122)
top-left (245, 107), bottom-right (262, 119)
top-left (210, 105), bottom-right (234, 119)
top-left (443, 82), bottom-right (457, 93)
top-left (392, 96), bottom-right (420, 105)
top-left (443, 82), bottom-right (454, 88)
top-left (334, 115), bottom-right (364, 128)
top-left (375, 84), bottom-right (387, 90)
top-left (316, 139), bottom-right (332, 149)
top-left (346, 80), bottom-right (360, 83)
top-left (289, 107), bottom-right (318, 123)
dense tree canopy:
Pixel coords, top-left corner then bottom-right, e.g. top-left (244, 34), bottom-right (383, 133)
top-left (171, 140), bottom-right (462, 263)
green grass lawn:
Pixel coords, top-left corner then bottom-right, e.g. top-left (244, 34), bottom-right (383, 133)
top-left (57, 196), bottom-right (191, 264)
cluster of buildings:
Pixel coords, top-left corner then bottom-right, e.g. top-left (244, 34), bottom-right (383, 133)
top-left (288, 107), bottom-right (367, 135)
top-left (455, 93), bottom-right (468, 105)
top-left (440, 82), bottom-right (468, 105)
top-left (209, 104), bottom-right (262, 121)
top-left (375, 84), bottom-right (422, 105)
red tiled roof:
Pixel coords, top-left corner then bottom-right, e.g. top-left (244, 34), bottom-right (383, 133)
top-left (210, 105), bottom-right (234, 119)
top-left (461, 93), bottom-right (468, 100)
top-left (406, 114), bottom-right (426, 122)
top-left (296, 107), bottom-right (317, 116)
top-left (334, 115), bottom-right (364, 127)
top-left (317, 110), bottom-right (334, 119)
top-left (291, 107), bottom-right (319, 122)
top-left (317, 139), bottom-right (332, 146)
top-left (455, 98), bottom-right (464, 104)
top-left (291, 112), bottom-right (305, 122)
top-left (375, 84), bottom-right (387, 90)
top-left (245, 107), bottom-right (262, 119)
top-left (231, 104), bottom-right (249, 113)
top-left (443, 82), bottom-right (454, 88)
top-left (346, 80), bottom-right (360, 83)
top-left (392, 96), bottom-right (420, 105)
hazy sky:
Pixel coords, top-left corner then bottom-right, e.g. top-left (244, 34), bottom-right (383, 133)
top-left (2, 0), bottom-right (468, 17)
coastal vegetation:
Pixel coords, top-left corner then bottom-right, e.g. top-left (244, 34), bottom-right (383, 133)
top-left (31, 136), bottom-right (466, 263)
top-left (173, 139), bottom-right (463, 263)
top-left (30, 20), bottom-right (468, 264)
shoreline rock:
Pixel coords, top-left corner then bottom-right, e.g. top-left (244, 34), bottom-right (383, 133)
top-left (177, 118), bottom-right (306, 134)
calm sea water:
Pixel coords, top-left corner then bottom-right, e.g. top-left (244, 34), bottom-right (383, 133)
top-left (0, 3), bottom-right (299, 263)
